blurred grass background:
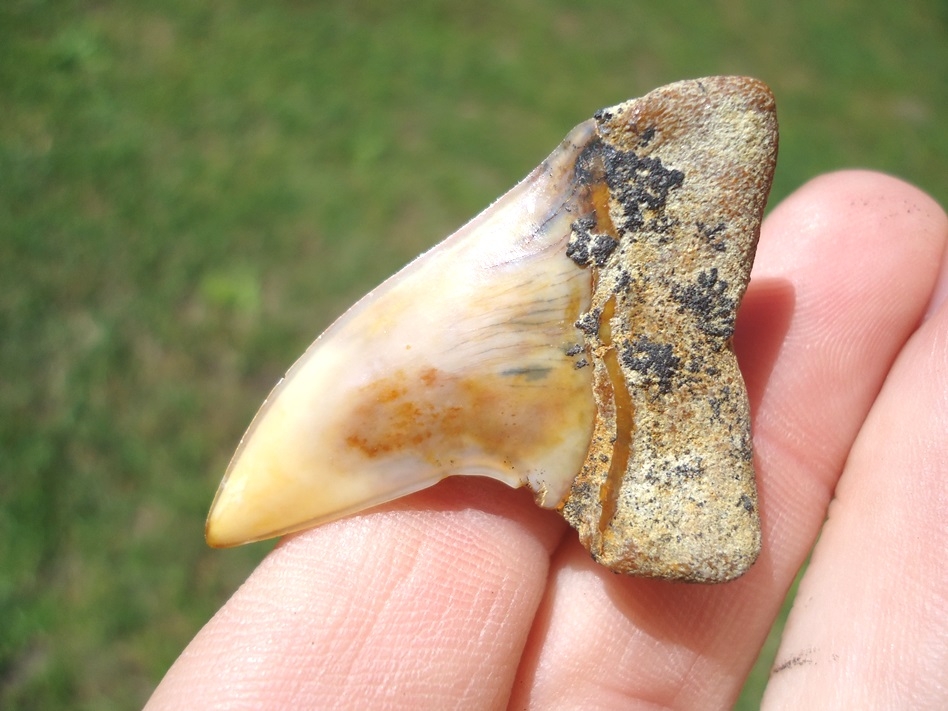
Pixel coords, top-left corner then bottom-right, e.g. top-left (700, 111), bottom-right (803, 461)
top-left (1, 0), bottom-right (945, 708)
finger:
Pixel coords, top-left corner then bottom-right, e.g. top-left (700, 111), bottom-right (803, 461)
top-left (509, 171), bottom-right (948, 710)
top-left (145, 477), bottom-right (567, 710)
top-left (763, 193), bottom-right (948, 708)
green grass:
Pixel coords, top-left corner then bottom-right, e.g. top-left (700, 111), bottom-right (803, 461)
top-left (2, 1), bottom-right (945, 708)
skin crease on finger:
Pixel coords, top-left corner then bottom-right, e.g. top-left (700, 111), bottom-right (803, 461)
top-left (145, 172), bottom-right (947, 711)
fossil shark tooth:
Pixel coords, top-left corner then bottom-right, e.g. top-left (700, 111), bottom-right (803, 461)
top-left (206, 76), bottom-right (778, 583)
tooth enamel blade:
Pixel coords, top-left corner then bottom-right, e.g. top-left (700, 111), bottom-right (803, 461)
top-left (205, 121), bottom-right (600, 547)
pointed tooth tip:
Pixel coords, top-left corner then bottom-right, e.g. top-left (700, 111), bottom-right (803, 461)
top-left (204, 516), bottom-right (238, 549)
top-left (204, 480), bottom-right (259, 548)
top-left (202, 448), bottom-right (356, 549)
top-left (205, 483), bottom-right (259, 548)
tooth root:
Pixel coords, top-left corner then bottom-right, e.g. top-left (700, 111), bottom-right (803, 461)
top-left (559, 76), bottom-right (777, 582)
top-left (207, 76), bottom-right (777, 585)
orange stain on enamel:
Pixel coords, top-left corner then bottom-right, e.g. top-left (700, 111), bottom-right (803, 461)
top-left (341, 362), bottom-right (592, 476)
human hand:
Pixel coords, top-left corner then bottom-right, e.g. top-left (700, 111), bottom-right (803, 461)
top-left (146, 171), bottom-right (948, 710)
